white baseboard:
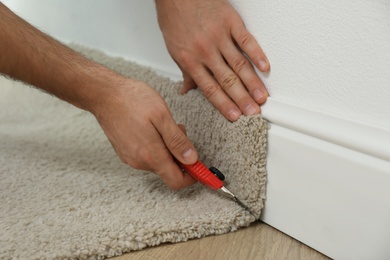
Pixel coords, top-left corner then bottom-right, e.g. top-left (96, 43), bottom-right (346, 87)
top-left (262, 98), bottom-right (390, 161)
top-left (261, 99), bottom-right (390, 259)
top-left (148, 66), bottom-right (390, 259)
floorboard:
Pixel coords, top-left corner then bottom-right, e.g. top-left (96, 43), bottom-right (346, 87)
top-left (112, 221), bottom-right (330, 260)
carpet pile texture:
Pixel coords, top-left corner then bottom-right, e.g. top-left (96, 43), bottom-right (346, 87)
top-left (0, 45), bottom-right (268, 259)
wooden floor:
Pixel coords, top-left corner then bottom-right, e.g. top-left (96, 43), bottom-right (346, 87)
top-left (112, 221), bottom-right (330, 260)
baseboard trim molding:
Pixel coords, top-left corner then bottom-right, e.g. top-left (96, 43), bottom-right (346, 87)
top-left (262, 98), bottom-right (390, 161)
top-left (261, 123), bottom-right (390, 259)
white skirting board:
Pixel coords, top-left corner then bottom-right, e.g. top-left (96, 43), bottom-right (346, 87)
top-left (262, 99), bottom-right (390, 260)
top-left (151, 67), bottom-right (390, 259)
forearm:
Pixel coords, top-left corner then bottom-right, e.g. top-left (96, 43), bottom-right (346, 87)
top-left (0, 3), bottom-right (122, 112)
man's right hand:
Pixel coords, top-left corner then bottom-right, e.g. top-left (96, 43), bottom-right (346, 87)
top-left (92, 78), bottom-right (199, 190)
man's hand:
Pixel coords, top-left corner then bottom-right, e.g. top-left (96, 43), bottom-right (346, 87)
top-left (0, 3), bottom-right (198, 190)
top-left (155, 0), bottom-right (270, 121)
top-left (93, 79), bottom-right (198, 190)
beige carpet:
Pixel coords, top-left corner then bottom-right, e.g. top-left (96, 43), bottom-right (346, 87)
top-left (0, 45), bottom-right (268, 260)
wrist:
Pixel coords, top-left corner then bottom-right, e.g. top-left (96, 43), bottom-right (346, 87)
top-left (68, 62), bottom-right (129, 115)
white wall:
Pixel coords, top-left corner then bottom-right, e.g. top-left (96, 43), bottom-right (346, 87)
top-left (3, 0), bottom-right (390, 131)
top-left (232, 0), bottom-right (390, 131)
top-left (2, 0), bottom-right (179, 76)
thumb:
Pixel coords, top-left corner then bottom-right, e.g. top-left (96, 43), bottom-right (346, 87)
top-left (161, 123), bottom-right (198, 165)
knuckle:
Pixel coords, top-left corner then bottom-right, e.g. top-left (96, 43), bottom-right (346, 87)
top-left (137, 147), bottom-right (154, 166)
top-left (246, 77), bottom-right (260, 89)
top-left (238, 32), bottom-right (253, 47)
top-left (206, 24), bottom-right (222, 41)
top-left (121, 147), bottom-right (154, 170)
top-left (151, 102), bottom-right (169, 122)
top-left (177, 51), bottom-right (193, 69)
top-left (220, 74), bottom-right (239, 92)
top-left (193, 36), bottom-right (210, 57)
top-left (232, 57), bottom-right (247, 73)
top-left (201, 83), bottom-right (219, 99)
top-left (121, 156), bottom-right (142, 170)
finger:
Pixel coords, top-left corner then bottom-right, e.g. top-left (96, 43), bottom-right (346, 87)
top-left (221, 42), bottom-right (268, 104)
top-left (153, 156), bottom-right (197, 190)
top-left (190, 66), bottom-right (243, 121)
top-left (209, 55), bottom-right (260, 116)
top-left (141, 126), bottom-right (197, 190)
top-left (152, 115), bottom-right (198, 165)
top-left (231, 22), bottom-right (270, 72)
top-left (180, 73), bottom-right (197, 94)
top-left (156, 122), bottom-right (198, 189)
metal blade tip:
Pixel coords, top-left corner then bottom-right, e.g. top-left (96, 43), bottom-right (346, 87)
top-left (234, 196), bottom-right (258, 219)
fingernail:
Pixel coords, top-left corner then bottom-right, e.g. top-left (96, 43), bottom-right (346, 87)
top-left (245, 104), bottom-right (258, 116)
top-left (253, 89), bottom-right (263, 102)
top-left (258, 59), bottom-right (268, 71)
top-left (182, 148), bottom-right (193, 158)
top-left (228, 109), bottom-right (241, 121)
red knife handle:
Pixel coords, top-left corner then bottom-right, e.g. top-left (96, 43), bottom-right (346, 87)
top-left (179, 160), bottom-right (224, 190)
